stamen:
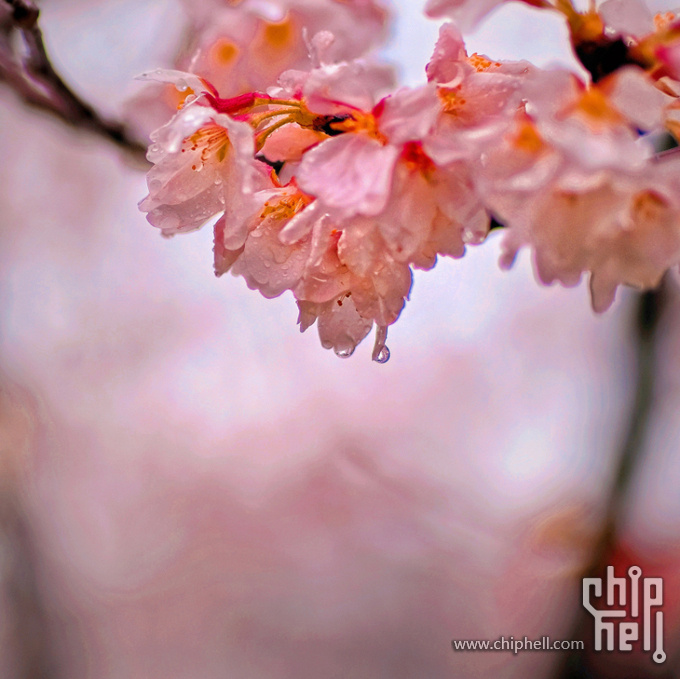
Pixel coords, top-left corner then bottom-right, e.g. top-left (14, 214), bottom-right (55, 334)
top-left (266, 98), bottom-right (303, 108)
top-left (255, 115), bottom-right (297, 151)
top-left (250, 107), bottom-right (302, 129)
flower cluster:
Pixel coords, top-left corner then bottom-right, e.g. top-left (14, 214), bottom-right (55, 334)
top-left (139, 0), bottom-right (680, 360)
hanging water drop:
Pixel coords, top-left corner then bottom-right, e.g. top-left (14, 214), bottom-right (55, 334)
top-left (334, 344), bottom-right (355, 359)
top-left (373, 346), bottom-right (390, 364)
top-left (371, 325), bottom-right (390, 364)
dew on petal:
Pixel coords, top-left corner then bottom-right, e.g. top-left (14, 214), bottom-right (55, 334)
top-left (462, 227), bottom-right (485, 244)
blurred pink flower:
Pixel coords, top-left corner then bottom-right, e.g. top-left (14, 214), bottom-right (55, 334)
top-left (180, 0), bottom-right (392, 96)
top-left (484, 99), bottom-right (680, 310)
top-left (423, 0), bottom-right (546, 32)
top-left (424, 0), bottom-right (511, 31)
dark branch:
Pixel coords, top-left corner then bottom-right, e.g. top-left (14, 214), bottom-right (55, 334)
top-left (559, 285), bottom-right (666, 679)
top-left (0, 0), bottom-right (149, 165)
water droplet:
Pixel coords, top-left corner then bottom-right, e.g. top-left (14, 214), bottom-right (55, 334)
top-left (373, 346), bottom-right (390, 364)
top-left (371, 325), bottom-right (389, 363)
top-left (463, 227), bottom-right (485, 244)
top-left (334, 346), bottom-right (355, 358)
top-left (214, 177), bottom-right (222, 186)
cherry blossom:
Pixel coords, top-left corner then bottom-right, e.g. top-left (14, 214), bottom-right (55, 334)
top-left (478, 69), bottom-right (680, 311)
top-left (138, 72), bottom-right (269, 240)
top-left (424, 23), bottom-right (536, 165)
top-left (137, 0), bottom-right (680, 360)
top-left (126, 0), bottom-right (393, 136)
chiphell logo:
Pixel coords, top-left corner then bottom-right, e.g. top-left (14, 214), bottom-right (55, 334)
top-left (583, 566), bottom-right (665, 664)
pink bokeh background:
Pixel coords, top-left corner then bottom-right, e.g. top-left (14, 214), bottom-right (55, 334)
top-left (0, 1), bottom-right (678, 677)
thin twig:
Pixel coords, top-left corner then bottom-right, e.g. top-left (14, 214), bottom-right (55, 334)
top-left (559, 285), bottom-right (666, 679)
top-left (0, 0), bottom-right (149, 165)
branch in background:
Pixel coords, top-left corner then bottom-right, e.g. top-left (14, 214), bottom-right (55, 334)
top-left (0, 494), bottom-right (56, 679)
top-left (0, 380), bottom-right (56, 679)
top-left (0, 0), bottom-right (149, 166)
top-left (559, 284), bottom-right (667, 679)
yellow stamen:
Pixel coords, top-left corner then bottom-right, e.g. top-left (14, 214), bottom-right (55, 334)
top-left (401, 142), bottom-right (436, 176)
top-left (553, 0), bottom-right (604, 42)
top-left (511, 118), bottom-right (545, 154)
top-left (330, 111), bottom-right (387, 143)
top-left (438, 86), bottom-right (467, 115)
top-left (467, 53), bottom-right (501, 72)
top-left (265, 98), bottom-right (303, 108)
top-left (654, 11), bottom-right (676, 31)
top-left (631, 191), bottom-right (666, 223)
top-left (185, 124), bottom-right (230, 165)
top-left (255, 116), bottom-right (297, 151)
top-left (249, 107), bottom-right (302, 129)
top-left (572, 87), bottom-right (623, 125)
top-left (260, 192), bottom-right (312, 220)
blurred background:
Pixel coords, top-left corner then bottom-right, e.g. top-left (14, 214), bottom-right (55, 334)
top-left (0, 0), bottom-right (679, 677)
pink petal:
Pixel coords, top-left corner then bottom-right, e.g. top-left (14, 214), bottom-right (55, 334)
top-left (296, 134), bottom-right (399, 218)
top-left (213, 216), bottom-right (244, 276)
top-left (426, 23), bottom-right (468, 84)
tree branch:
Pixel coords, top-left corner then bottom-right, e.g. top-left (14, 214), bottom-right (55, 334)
top-left (0, 0), bottom-right (149, 165)
top-left (559, 284), bottom-right (667, 679)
